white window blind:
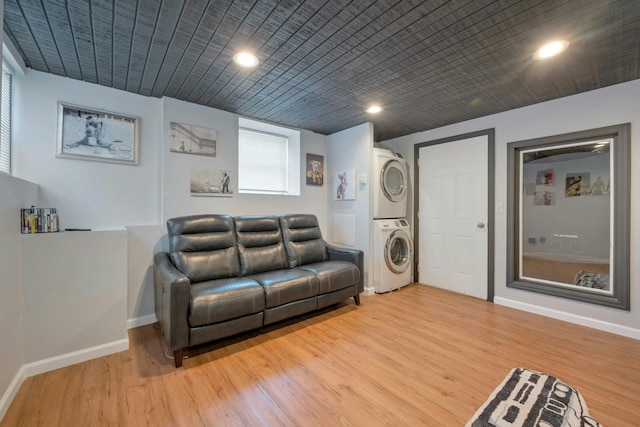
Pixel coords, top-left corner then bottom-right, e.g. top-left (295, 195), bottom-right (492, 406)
top-left (238, 128), bottom-right (289, 194)
top-left (0, 64), bottom-right (11, 174)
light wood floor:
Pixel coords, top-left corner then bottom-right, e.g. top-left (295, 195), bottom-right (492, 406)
top-left (522, 256), bottom-right (609, 285)
top-left (3, 285), bottom-right (639, 426)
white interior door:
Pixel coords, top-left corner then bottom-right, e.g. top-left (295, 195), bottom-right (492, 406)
top-left (418, 136), bottom-right (488, 299)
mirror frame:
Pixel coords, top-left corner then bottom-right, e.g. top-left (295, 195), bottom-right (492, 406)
top-left (507, 123), bottom-right (630, 310)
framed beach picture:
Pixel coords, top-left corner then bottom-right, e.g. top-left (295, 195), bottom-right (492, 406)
top-left (56, 102), bottom-right (139, 165)
top-left (170, 122), bottom-right (217, 157)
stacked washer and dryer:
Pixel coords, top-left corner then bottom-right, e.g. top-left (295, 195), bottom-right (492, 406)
top-left (372, 148), bottom-right (413, 293)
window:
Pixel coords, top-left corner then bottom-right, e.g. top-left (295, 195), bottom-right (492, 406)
top-left (0, 63), bottom-right (11, 174)
top-left (238, 117), bottom-right (300, 195)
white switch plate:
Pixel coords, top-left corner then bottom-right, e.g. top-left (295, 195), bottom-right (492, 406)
top-left (496, 203), bottom-right (504, 214)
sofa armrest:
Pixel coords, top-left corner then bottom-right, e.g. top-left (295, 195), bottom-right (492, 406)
top-left (325, 243), bottom-right (364, 294)
top-left (153, 252), bottom-right (191, 351)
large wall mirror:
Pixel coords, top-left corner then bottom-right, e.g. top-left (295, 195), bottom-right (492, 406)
top-left (507, 124), bottom-right (630, 310)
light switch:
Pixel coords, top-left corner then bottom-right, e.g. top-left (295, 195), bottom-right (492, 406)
top-left (496, 203), bottom-right (504, 214)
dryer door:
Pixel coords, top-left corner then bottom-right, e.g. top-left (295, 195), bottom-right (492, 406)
top-left (380, 159), bottom-right (407, 203)
top-left (385, 229), bottom-right (413, 274)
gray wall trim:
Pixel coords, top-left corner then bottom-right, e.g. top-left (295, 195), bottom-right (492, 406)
top-left (506, 123), bottom-right (631, 310)
top-left (413, 128), bottom-right (496, 302)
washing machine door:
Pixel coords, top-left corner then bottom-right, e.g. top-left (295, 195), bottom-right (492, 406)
top-left (384, 229), bottom-right (413, 274)
top-left (380, 159), bottom-right (407, 203)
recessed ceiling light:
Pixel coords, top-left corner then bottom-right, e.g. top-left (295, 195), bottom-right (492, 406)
top-left (469, 97), bottom-right (481, 107)
top-left (233, 52), bottom-right (259, 68)
top-left (366, 105), bottom-right (383, 114)
top-left (534, 40), bottom-right (569, 60)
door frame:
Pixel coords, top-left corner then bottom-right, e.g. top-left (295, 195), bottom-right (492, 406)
top-left (413, 129), bottom-right (496, 302)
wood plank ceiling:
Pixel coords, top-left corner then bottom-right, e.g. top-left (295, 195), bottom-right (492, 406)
top-left (4, 0), bottom-right (640, 141)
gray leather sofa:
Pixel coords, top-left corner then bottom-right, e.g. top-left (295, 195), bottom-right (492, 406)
top-left (154, 213), bottom-right (363, 367)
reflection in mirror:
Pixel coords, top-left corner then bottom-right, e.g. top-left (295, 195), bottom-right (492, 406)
top-left (507, 124), bottom-right (630, 310)
top-left (520, 140), bottom-right (611, 291)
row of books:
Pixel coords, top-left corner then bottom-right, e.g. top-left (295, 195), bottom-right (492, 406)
top-left (21, 207), bottom-right (59, 234)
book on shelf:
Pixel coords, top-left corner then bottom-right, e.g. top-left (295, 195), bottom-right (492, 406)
top-left (21, 206), bottom-right (59, 234)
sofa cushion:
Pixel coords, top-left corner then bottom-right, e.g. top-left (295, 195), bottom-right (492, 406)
top-left (296, 261), bottom-right (360, 294)
top-left (189, 277), bottom-right (265, 327)
top-left (235, 216), bottom-right (288, 276)
top-left (167, 214), bottom-right (240, 282)
top-left (279, 214), bottom-right (327, 268)
top-left (250, 269), bottom-right (319, 308)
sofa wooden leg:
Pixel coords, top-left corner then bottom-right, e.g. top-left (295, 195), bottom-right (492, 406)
top-left (174, 349), bottom-right (184, 368)
top-left (354, 294), bottom-right (361, 305)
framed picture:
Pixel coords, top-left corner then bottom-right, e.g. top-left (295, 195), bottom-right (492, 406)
top-left (190, 168), bottom-right (233, 197)
top-left (535, 169), bottom-right (554, 185)
top-left (533, 191), bottom-right (556, 206)
top-left (334, 169), bottom-right (356, 200)
top-left (56, 102), bottom-right (139, 165)
top-left (306, 153), bottom-right (324, 186)
top-left (524, 183), bottom-right (536, 196)
top-left (170, 122), bottom-right (217, 157)
top-left (565, 172), bottom-right (590, 197)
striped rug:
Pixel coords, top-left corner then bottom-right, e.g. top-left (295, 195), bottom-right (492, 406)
top-left (466, 367), bottom-right (602, 427)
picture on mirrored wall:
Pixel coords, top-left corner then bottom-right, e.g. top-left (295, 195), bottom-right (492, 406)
top-left (306, 153), bottom-right (324, 186)
top-left (170, 122), bottom-right (217, 157)
top-left (535, 168), bottom-right (554, 185)
top-left (190, 168), bottom-right (232, 197)
top-left (534, 191), bottom-right (555, 206)
top-left (590, 175), bottom-right (608, 195)
top-left (524, 183), bottom-right (536, 196)
top-left (565, 172), bottom-right (590, 197)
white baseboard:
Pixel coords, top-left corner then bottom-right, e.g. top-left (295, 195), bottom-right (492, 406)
top-left (0, 365), bottom-right (26, 422)
top-left (127, 313), bottom-right (157, 329)
top-left (1, 338), bottom-right (128, 422)
top-left (22, 338), bottom-right (129, 379)
top-left (494, 297), bottom-right (640, 340)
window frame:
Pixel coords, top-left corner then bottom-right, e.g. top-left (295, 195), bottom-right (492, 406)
top-left (0, 61), bottom-right (12, 175)
top-left (237, 117), bottom-right (300, 196)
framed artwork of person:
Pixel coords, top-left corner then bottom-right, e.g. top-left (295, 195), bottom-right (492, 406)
top-left (56, 102), bottom-right (139, 165)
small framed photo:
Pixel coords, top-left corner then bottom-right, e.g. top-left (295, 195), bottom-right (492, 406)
top-left (565, 172), bottom-right (590, 197)
top-left (334, 169), bottom-right (356, 200)
top-left (56, 102), bottom-right (139, 165)
top-left (190, 168), bottom-right (233, 197)
top-left (306, 153), bottom-right (324, 186)
top-left (170, 122), bottom-right (217, 157)
top-left (536, 168), bottom-right (554, 185)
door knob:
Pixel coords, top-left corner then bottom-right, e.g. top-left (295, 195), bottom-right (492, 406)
top-left (477, 222), bottom-right (485, 229)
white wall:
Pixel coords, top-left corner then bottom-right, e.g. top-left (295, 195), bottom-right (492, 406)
top-left (10, 72), bottom-right (331, 327)
top-left (21, 230), bottom-right (128, 364)
top-left (126, 225), bottom-right (166, 326)
top-left (327, 123), bottom-right (374, 292)
top-left (522, 154), bottom-right (610, 260)
top-left (0, 174), bottom-right (38, 418)
top-left (382, 79), bottom-right (640, 337)
top-left (161, 97), bottom-right (329, 231)
top-left (12, 71), bottom-right (162, 229)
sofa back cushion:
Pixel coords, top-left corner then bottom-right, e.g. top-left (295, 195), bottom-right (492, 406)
top-left (167, 214), bottom-right (240, 282)
top-left (279, 214), bottom-right (327, 268)
top-left (235, 215), bottom-right (288, 275)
